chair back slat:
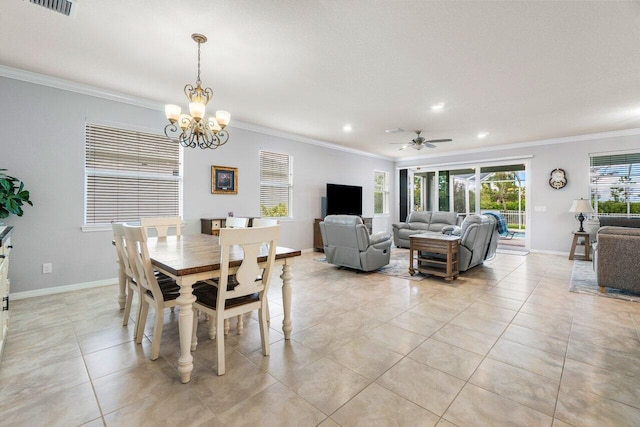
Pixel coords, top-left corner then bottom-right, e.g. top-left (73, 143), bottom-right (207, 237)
top-left (218, 225), bottom-right (280, 301)
top-left (225, 217), bottom-right (249, 228)
top-left (141, 216), bottom-right (182, 238)
top-left (252, 218), bottom-right (278, 227)
top-left (123, 224), bottom-right (164, 301)
top-left (112, 223), bottom-right (135, 280)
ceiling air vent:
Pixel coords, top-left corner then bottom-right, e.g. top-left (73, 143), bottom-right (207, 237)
top-left (27, 0), bottom-right (78, 17)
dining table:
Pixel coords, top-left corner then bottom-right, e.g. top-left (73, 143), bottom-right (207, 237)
top-left (119, 233), bottom-right (301, 383)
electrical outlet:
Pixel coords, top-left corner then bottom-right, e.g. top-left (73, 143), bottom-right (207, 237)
top-left (42, 263), bottom-right (53, 274)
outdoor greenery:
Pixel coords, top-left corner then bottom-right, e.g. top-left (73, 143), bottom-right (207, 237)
top-left (596, 201), bottom-right (640, 214)
top-left (0, 169), bottom-right (33, 219)
top-left (261, 203), bottom-right (288, 217)
top-left (480, 172), bottom-right (526, 211)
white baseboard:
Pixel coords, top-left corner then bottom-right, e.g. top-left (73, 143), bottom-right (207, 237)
top-left (529, 249), bottom-right (570, 256)
top-left (10, 278), bottom-right (118, 300)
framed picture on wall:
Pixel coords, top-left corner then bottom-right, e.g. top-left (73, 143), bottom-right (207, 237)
top-left (211, 165), bottom-right (238, 194)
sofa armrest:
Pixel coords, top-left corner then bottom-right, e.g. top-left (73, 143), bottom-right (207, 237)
top-left (392, 223), bottom-right (409, 230)
top-left (370, 231), bottom-right (392, 245)
top-left (441, 225), bottom-right (461, 236)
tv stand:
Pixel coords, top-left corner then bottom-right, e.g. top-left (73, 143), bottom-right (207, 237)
top-left (314, 217), bottom-right (372, 251)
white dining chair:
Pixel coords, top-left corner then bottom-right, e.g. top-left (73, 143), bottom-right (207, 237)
top-left (225, 217), bottom-right (249, 228)
top-left (192, 225), bottom-right (280, 375)
top-left (123, 224), bottom-right (191, 360)
top-left (140, 216), bottom-right (182, 237)
top-left (252, 218), bottom-right (278, 227)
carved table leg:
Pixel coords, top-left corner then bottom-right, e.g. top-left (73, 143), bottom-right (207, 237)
top-left (176, 279), bottom-right (196, 383)
top-left (280, 259), bottom-right (294, 339)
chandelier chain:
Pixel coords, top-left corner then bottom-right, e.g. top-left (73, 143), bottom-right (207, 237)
top-left (196, 39), bottom-right (202, 86)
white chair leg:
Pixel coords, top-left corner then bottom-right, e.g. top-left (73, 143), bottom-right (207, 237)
top-left (216, 316), bottom-right (226, 376)
top-left (208, 316), bottom-right (216, 340)
top-left (237, 314), bottom-right (244, 335)
top-left (122, 283), bottom-right (134, 327)
top-left (224, 318), bottom-right (230, 335)
top-left (266, 301), bottom-right (270, 326)
top-left (150, 307), bottom-right (164, 360)
top-left (133, 287), bottom-right (143, 341)
top-left (135, 299), bottom-right (149, 344)
top-left (191, 307), bottom-right (198, 351)
top-left (259, 307), bottom-right (270, 356)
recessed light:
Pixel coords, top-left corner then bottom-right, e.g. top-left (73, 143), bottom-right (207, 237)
top-left (385, 128), bottom-right (404, 134)
top-left (431, 103), bottom-right (445, 111)
top-left (343, 124), bottom-right (352, 132)
top-left (477, 132), bottom-right (489, 139)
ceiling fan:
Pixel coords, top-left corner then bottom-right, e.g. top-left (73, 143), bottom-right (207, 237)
top-left (391, 130), bottom-right (452, 151)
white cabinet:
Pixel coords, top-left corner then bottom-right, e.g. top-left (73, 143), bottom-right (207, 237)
top-left (0, 227), bottom-right (12, 363)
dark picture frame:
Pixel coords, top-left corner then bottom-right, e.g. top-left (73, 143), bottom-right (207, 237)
top-left (211, 165), bottom-right (238, 194)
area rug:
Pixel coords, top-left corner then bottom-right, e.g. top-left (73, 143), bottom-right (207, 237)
top-left (315, 248), bottom-right (425, 281)
top-left (569, 260), bottom-right (640, 303)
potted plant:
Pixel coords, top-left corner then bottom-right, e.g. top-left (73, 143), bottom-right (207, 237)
top-left (0, 169), bottom-right (33, 221)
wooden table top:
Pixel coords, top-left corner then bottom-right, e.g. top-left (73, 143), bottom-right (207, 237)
top-left (146, 234), bottom-right (302, 276)
top-left (410, 233), bottom-right (460, 242)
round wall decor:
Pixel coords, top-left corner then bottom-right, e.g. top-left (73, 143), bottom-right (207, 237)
top-left (549, 168), bottom-right (567, 189)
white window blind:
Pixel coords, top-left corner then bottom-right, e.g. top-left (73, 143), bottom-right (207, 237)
top-left (85, 123), bottom-right (182, 225)
top-left (259, 150), bottom-right (292, 218)
top-left (590, 152), bottom-right (640, 216)
top-left (374, 170), bottom-right (389, 214)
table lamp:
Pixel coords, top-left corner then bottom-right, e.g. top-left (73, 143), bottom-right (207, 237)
top-left (569, 198), bottom-right (594, 232)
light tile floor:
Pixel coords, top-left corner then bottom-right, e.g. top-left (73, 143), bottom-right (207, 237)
top-left (1, 251), bottom-right (640, 426)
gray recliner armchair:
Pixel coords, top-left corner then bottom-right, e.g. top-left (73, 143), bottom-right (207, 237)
top-left (443, 214), bottom-right (499, 271)
top-left (319, 215), bottom-right (392, 271)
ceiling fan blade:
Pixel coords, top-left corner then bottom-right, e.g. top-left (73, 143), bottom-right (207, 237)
top-left (390, 142), bottom-right (409, 145)
top-left (425, 143), bottom-right (437, 148)
top-left (425, 139), bottom-right (452, 143)
top-left (398, 145), bottom-right (407, 151)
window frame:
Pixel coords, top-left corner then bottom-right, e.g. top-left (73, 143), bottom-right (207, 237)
top-left (83, 122), bottom-right (183, 231)
top-left (589, 150), bottom-right (640, 217)
top-left (374, 170), bottom-right (389, 215)
top-left (259, 150), bottom-right (293, 219)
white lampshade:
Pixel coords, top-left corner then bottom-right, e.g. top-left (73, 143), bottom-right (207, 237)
top-left (216, 110), bottom-right (231, 127)
top-left (189, 102), bottom-right (206, 120)
top-left (207, 117), bottom-right (221, 132)
top-left (164, 104), bottom-right (181, 122)
top-left (569, 198), bottom-right (594, 213)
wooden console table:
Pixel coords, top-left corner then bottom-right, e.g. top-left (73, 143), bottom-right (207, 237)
top-left (409, 233), bottom-right (460, 281)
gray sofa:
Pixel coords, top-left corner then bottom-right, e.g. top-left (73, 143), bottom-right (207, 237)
top-left (392, 211), bottom-right (459, 248)
top-left (319, 215), bottom-right (392, 271)
top-left (593, 217), bottom-right (640, 294)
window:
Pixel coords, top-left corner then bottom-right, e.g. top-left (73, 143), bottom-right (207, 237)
top-left (259, 150), bottom-right (292, 218)
top-left (590, 152), bottom-right (640, 216)
top-left (374, 170), bottom-right (389, 214)
top-left (85, 123), bottom-right (182, 225)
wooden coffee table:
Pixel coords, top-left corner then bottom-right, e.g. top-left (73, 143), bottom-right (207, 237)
top-left (409, 233), bottom-right (460, 281)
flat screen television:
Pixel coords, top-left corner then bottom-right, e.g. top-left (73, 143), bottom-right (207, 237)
top-left (326, 183), bottom-right (363, 216)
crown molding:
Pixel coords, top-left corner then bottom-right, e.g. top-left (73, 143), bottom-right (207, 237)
top-left (0, 65), bottom-right (393, 162)
top-left (396, 128), bottom-right (640, 164)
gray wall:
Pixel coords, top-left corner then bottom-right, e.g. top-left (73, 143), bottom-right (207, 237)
top-left (1, 76), bottom-right (394, 294)
top-left (395, 133), bottom-right (640, 254)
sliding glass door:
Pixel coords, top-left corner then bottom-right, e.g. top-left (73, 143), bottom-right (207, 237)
top-left (406, 160), bottom-right (528, 249)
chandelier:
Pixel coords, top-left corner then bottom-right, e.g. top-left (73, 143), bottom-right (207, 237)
top-left (164, 34), bottom-right (231, 149)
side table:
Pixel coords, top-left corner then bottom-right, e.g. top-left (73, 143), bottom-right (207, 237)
top-left (409, 233), bottom-right (460, 281)
top-left (569, 231), bottom-right (591, 261)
